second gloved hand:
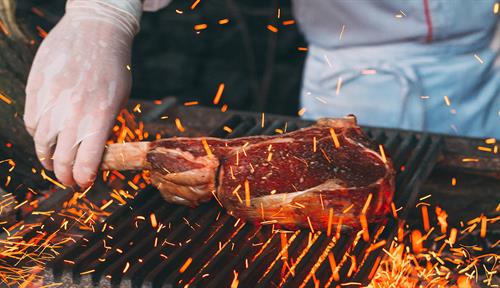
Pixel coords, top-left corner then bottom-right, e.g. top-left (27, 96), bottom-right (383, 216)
top-left (24, 0), bottom-right (142, 188)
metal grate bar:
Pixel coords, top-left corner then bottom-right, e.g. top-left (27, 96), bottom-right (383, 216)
top-left (49, 114), bottom-right (442, 287)
top-left (51, 189), bottom-right (161, 279)
top-left (70, 196), bottom-right (167, 277)
top-left (89, 205), bottom-right (189, 284)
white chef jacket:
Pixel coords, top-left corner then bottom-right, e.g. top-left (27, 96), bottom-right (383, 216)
top-left (294, 0), bottom-right (500, 138)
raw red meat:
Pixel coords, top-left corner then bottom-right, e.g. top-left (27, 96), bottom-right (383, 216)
top-left (143, 117), bottom-right (395, 230)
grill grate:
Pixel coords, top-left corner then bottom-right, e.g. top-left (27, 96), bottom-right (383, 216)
top-left (48, 114), bottom-right (442, 287)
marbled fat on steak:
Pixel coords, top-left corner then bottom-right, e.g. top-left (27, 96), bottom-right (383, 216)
top-left (147, 117), bottom-right (395, 230)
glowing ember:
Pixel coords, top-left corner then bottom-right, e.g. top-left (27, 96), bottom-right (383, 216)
top-left (0, 91), bottom-right (13, 105)
top-left (194, 24), bottom-right (208, 31)
top-left (369, 204), bottom-right (499, 287)
top-left (213, 83), bottom-right (225, 105)
top-left (267, 25), bottom-right (278, 33)
top-left (0, 108), bottom-right (150, 286)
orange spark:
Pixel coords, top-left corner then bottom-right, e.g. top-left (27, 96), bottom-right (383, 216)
top-left (179, 258), bottom-right (193, 273)
top-left (411, 229), bottom-right (423, 254)
top-left (40, 169), bottom-right (66, 189)
top-left (266, 25), bottom-right (278, 33)
top-left (421, 205), bottom-right (430, 231)
top-left (231, 185), bottom-right (242, 203)
top-left (150, 213), bottom-right (157, 228)
top-left (211, 190), bottom-right (224, 207)
top-left (327, 208), bottom-right (333, 237)
top-left (99, 200), bottom-right (113, 211)
top-left (128, 181), bottom-right (139, 190)
top-left (244, 180), bottom-right (250, 207)
top-left (80, 269), bottom-right (95, 275)
top-left (280, 233), bottom-right (288, 261)
top-left (435, 206), bottom-right (448, 233)
top-left (329, 128), bottom-right (340, 148)
top-left (133, 104), bottom-right (142, 113)
top-left (14, 200), bottom-right (27, 210)
top-left (0, 91), bottom-right (13, 104)
top-left (175, 118), bottom-right (185, 132)
top-left (297, 47), bottom-right (308, 51)
top-left (378, 144), bottom-right (387, 163)
top-left (361, 193), bottom-right (373, 214)
top-left (347, 255), bottom-right (357, 277)
top-left (327, 252), bottom-right (340, 281)
top-left (123, 262), bottom-right (130, 273)
top-left (307, 216), bottom-right (315, 234)
top-left (190, 0), bottom-right (201, 10)
top-left (360, 214), bottom-right (369, 241)
top-left (368, 256), bottom-right (382, 281)
top-left (480, 215), bottom-right (487, 238)
top-left (267, 152), bottom-right (273, 162)
top-left (218, 19), bottom-right (230, 25)
top-left (367, 240), bottom-right (387, 253)
top-left (35, 26), bottom-right (47, 38)
top-left (201, 138), bottom-right (213, 157)
top-left (391, 202), bottom-right (398, 218)
top-left (297, 107), bottom-right (306, 116)
top-left (320, 148), bottom-right (331, 163)
top-left (213, 83), bottom-right (225, 104)
top-left (184, 101), bottom-right (199, 106)
top-left (448, 228), bottom-right (457, 245)
top-left (477, 146), bottom-right (492, 152)
top-left (230, 270), bottom-right (239, 288)
top-left (342, 204), bottom-right (354, 214)
top-left (194, 24), bottom-right (208, 31)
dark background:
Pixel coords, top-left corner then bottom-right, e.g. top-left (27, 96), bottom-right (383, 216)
top-left (21, 0), bottom-right (307, 115)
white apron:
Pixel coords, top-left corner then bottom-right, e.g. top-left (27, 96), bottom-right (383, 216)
top-left (294, 0), bottom-right (500, 138)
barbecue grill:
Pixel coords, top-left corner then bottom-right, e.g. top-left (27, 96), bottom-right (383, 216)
top-left (36, 108), bottom-right (442, 287)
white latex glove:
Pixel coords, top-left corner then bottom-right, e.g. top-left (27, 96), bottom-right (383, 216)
top-left (143, 0), bottom-right (172, 11)
top-left (24, 0), bottom-right (142, 188)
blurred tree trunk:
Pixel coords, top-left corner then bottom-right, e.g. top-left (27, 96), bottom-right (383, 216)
top-left (0, 0), bottom-right (44, 192)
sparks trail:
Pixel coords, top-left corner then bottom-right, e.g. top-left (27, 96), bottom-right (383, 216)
top-left (0, 108), bottom-right (151, 286)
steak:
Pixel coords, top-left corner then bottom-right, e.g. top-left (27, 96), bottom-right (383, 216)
top-left (141, 116), bottom-right (395, 230)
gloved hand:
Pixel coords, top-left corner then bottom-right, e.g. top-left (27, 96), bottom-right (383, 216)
top-left (24, 0), bottom-right (142, 188)
top-left (143, 0), bottom-right (172, 11)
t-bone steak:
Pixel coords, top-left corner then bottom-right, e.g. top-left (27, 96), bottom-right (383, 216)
top-left (102, 116), bottom-right (395, 230)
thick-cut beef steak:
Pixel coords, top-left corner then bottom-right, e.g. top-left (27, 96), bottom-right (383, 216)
top-left (102, 117), bottom-right (395, 230)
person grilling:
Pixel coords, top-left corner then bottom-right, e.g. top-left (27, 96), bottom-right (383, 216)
top-left (24, 0), bottom-right (500, 192)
